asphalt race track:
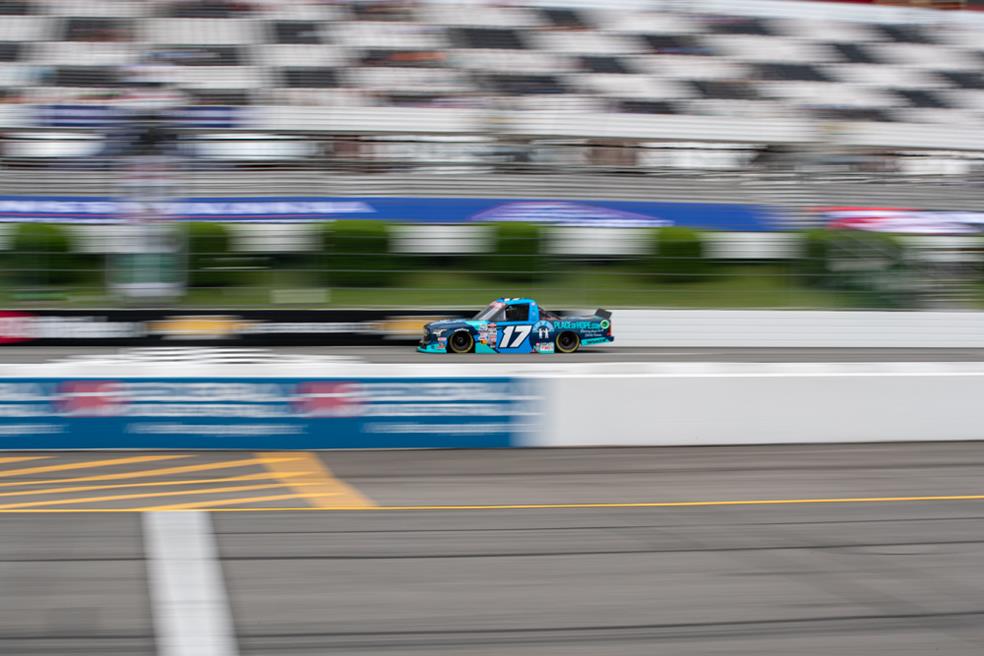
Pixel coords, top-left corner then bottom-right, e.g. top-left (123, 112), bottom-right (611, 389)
top-left (3, 444), bottom-right (984, 655)
top-left (4, 345), bottom-right (984, 363)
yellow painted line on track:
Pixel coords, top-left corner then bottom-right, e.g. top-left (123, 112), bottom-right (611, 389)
top-left (0, 455), bottom-right (299, 487)
top-left (0, 456), bottom-right (52, 465)
top-left (144, 493), bottom-right (322, 511)
top-left (0, 471), bottom-right (308, 499)
top-left (0, 454), bottom-right (186, 478)
top-left (0, 482), bottom-right (312, 510)
top-left (0, 492), bottom-right (979, 512)
top-left (259, 452), bottom-right (376, 509)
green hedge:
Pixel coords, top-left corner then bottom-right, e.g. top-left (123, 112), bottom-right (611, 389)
top-left (320, 220), bottom-right (396, 287)
top-left (799, 228), bottom-right (913, 307)
top-left (646, 227), bottom-right (709, 282)
top-left (485, 222), bottom-right (543, 282)
top-left (800, 228), bottom-right (834, 287)
top-left (183, 222), bottom-right (235, 288)
top-left (8, 223), bottom-right (77, 287)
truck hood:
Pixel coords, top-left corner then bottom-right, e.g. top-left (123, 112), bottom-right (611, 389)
top-left (423, 318), bottom-right (467, 332)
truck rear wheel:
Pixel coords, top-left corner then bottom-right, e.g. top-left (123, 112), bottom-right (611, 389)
top-left (555, 332), bottom-right (580, 353)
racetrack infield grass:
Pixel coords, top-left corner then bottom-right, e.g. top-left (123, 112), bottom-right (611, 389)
top-left (8, 264), bottom-right (862, 309)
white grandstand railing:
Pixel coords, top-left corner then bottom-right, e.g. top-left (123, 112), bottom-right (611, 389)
top-left (5, 103), bottom-right (974, 153)
top-left (465, 0), bottom-right (984, 27)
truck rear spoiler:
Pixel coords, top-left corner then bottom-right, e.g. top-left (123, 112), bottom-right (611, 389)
top-left (595, 308), bottom-right (612, 320)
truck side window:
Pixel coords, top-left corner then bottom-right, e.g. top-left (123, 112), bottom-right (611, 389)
top-left (505, 303), bottom-right (530, 322)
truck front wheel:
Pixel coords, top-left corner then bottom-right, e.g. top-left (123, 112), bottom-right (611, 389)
top-left (448, 330), bottom-right (474, 354)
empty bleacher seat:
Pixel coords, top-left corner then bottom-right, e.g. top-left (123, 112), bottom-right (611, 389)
top-left (328, 22), bottom-right (449, 50)
top-left (617, 99), bottom-right (678, 114)
top-left (828, 42), bottom-right (882, 65)
top-left (258, 44), bottom-right (349, 68)
top-left (704, 35), bottom-right (833, 64)
top-left (40, 0), bottom-right (151, 18)
top-left (691, 79), bottom-right (761, 101)
top-left (640, 34), bottom-right (712, 56)
top-left (0, 63), bottom-right (39, 85)
top-left (893, 107), bottom-right (980, 125)
top-left (51, 65), bottom-right (120, 87)
top-left (419, 4), bottom-right (542, 28)
top-left (249, 0), bottom-right (348, 21)
top-left (540, 8), bottom-right (588, 30)
top-left (169, 65), bottom-right (263, 89)
top-left (30, 41), bottom-right (137, 66)
top-left (756, 62), bottom-right (831, 82)
top-left (528, 31), bottom-right (640, 55)
top-left (894, 88), bottom-right (952, 109)
top-left (350, 2), bottom-right (417, 22)
top-left (279, 67), bottom-right (339, 89)
top-left (773, 18), bottom-right (880, 43)
top-left (141, 18), bottom-right (259, 45)
top-left (702, 16), bottom-right (775, 36)
top-left (268, 20), bottom-right (324, 45)
top-left (579, 55), bottom-right (630, 74)
top-left (0, 1), bottom-right (31, 15)
top-left (186, 88), bottom-right (251, 105)
top-left (0, 16), bottom-right (55, 41)
top-left (344, 67), bottom-right (471, 93)
top-left (63, 17), bottom-right (134, 42)
top-left (0, 42), bottom-right (23, 62)
top-left (938, 88), bottom-right (984, 111)
top-left (482, 73), bottom-right (566, 95)
top-left (938, 70), bottom-right (984, 90)
top-left (576, 74), bottom-right (693, 100)
top-left (876, 24), bottom-right (937, 45)
top-left (452, 27), bottom-right (526, 50)
top-left (148, 46), bottom-right (243, 66)
top-left (163, 1), bottom-right (256, 19)
top-left (871, 43), bottom-right (982, 70)
top-left (759, 80), bottom-right (895, 109)
top-left (450, 49), bottom-right (571, 74)
top-left (640, 55), bottom-right (750, 80)
top-left (827, 63), bottom-right (941, 90)
top-left (599, 11), bottom-right (700, 35)
top-left (813, 106), bottom-right (896, 122)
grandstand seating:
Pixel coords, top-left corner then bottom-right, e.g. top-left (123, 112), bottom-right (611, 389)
top-left (0, 0), bottom-right (983, 149)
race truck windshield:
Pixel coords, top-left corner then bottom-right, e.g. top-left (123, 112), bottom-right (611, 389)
top-left (473, 301), bottom-right (505, 321)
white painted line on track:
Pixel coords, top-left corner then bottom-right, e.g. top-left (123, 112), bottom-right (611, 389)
top-left (144, 511), bottom-right (238, 656)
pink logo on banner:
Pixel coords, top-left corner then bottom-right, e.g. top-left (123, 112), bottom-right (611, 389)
top-left (294, 382), bottom-right (363, 417)
top-left (0, 312), bottom-right (33, 344)
top-left (58, 381), bottom-right (123, 416)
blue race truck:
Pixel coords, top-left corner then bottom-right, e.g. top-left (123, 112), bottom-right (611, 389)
top-left (418, 297), bottom-right (613, 354)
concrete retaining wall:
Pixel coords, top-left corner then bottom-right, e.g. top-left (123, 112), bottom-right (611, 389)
top-left (614, 310), bottom-right (984, 348)
top-left (0, 358), bottom-right (979, 449)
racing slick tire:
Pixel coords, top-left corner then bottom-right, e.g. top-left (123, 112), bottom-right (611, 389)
top-left (555, 331), bottom-right (580, 354)
top-left (448, 330), bottom-right (474, 354)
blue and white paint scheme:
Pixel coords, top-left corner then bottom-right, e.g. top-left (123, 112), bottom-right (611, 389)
top-left (418, 298), bottom-right (613, 354)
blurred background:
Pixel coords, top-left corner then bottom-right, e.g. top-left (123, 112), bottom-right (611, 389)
top-left (3, 4), bottom-right (984, 656)
top-left (0, 0), bottom-right (983, 309)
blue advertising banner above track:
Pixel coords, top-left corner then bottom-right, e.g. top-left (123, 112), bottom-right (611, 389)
top-left (0, 196), bottom-right (782, 230)
top-left (0, 377), bottom-right (532, 449)
top-left (37, 105), bottom-right (242, 129)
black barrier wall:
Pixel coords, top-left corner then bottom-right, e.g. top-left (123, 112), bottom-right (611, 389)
top-left (0, 309), bottom-right (476, 346)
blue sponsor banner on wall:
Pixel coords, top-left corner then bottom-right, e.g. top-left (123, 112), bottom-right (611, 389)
top-left (37, 105), bottom-right (242, 129)
top-left (0, 377), bottom-right (531, 449)
top-left (0, 196), bottom-right (783, 230)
